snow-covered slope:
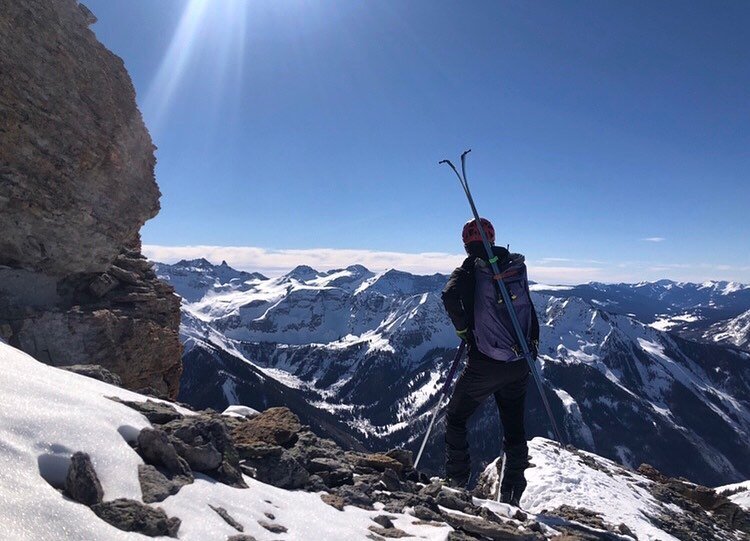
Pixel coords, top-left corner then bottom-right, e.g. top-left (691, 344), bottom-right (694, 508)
top-left (703, 309), bottom-right (750, 350)
top-left (5, 339), bottom-right (747, 540)
top-left (0, 341), bottom-right (454, 540)
top-left (156, 260), bottom-right (750, 486)
top-left (717, 480), bottom-right (750, 511)
top-left (532, 279), bottom-right (750, 343)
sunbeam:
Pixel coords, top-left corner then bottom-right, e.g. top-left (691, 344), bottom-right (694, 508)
top-left (142, 0), bottom-right (249, 136)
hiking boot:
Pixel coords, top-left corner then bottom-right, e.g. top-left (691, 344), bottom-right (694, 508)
top-left (443, 473), bottom-right (469, 490)
top-left (499, 442), bottom-right (529, 507)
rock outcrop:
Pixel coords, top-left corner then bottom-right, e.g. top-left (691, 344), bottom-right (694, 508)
top-left (0, 0), bottom-right (181, 397)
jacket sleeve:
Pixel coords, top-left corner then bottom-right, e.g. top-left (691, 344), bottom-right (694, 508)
top-left (441, 266), bottom-right (470, 331)
top-left (530, 301), bottom-right (540, 344)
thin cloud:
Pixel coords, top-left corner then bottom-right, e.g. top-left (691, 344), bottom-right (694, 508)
top-left (642, 237), bottom-right (666, 242)
top-left (143, 244), bottom-right (465, 277)
top-left (143, 244), bottom-right (605, 283)
top-left (142, 244), bottom-right (750, 285)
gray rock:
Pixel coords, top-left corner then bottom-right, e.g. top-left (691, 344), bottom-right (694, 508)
top-left (162, 416), bottom-right (246, 488)
top-left (258, 520), bottom-right (287, 533)
top-left (172, 439), bottom-right (223, 471)
top-left (436, 489), bottom-right (477, 514)
top-left (89, 273), bottom-right (120, 297)
top-left (227, 536), bottom-right (258, 541)
top-left (133, 387), bottom-right (171, 401)
top-left (304, 474), bottom-right (329, 492)
top-left (331, 485), bottom-right (375, 510)
top-left (237, 442), bottom-right (284, 460)
top-left (241, 448), bottom-right (309, 489)
top-left (61, 365), bottom-right (122, 387)
top-left (375, 490), bottom-right (439, 515)
top-left (368, 525), bottom-right (410, 538)
top-left (378, 468), bottom-right (402, 492)
top-left (440, 511), bottom-right (542, 540)
top-left (109, 265), bottom-right (142, 285)
top-left (447, 531), bottom-right (480, 541)
top-left (385, 449), bottom-right (414, 470)
top-left (91, 498), bottom-right (181, 537)
top-left (319, 467), bottom-right (354, 488)
top-left (137, 428), bottom-right (192, 477)
top-left (209, 504), bottom-right (244, 532)
top-left (373, 515), bottom-right (395, 529)
top-left (64, 452), bottom-right (103, 506)
top-left (308, 457), bottom-right (345, 473)
top-left (112, 398), bottom-right (182, 424)
top-left (419, 481), bottom-right (443, 498)
top-left (138, 464), bottom-right (191, 503)
top-left (411, 505), bottom-right (443, 522)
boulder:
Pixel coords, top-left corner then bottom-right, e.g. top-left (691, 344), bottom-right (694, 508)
top-left (231, 407), bottom-right (302, 448)
top-left (240, 445), bottom-right (309, 489)
top-left (60, 365), bottom-right (122, 387)
top-left (162, 415), bottom-right (245, 488)
top-left (385, 449), bottom-right (414, 470)
top-left (138, 464), bottom-right (191, 503)
top-left (92, 499), bottom-right (181, 538)
top-left (348, 452), bottom-right (404, 474)
top-left (258, 520), bottom-right (287, 534)
top-left (111, 398), bottom-right (183, 424)
top-left (64, 452), bottom-right (103, 506)
top-left (137, 428), bottom-right (192, 477)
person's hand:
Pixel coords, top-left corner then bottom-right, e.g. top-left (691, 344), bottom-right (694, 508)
top-left (530, 339), bottom-right (539, 360)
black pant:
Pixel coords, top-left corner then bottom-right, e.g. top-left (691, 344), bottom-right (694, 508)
top-left (444, 356), bottom-right (529, 480)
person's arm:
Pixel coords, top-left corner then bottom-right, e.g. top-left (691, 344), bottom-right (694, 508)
top-left (441, 266), bottom-right (470, 333)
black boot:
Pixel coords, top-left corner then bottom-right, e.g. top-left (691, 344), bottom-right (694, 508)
top-left (445, 444), bottom-right (470, 489)
top-left (499, 442), bottom-right (529, 506)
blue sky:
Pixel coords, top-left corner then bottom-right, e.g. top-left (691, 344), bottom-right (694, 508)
top-left (85, 0), bottom-right (749, 283)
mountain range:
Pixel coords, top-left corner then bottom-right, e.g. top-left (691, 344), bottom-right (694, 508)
top-left (155, 258), bottom-right (750, 486)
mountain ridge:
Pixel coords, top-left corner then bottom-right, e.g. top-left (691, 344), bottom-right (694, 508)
top-left (155, 258), bottom-right (750, 486)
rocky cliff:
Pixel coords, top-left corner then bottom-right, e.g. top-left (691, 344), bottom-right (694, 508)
top-left (0, 0), bottom-right (182, 397)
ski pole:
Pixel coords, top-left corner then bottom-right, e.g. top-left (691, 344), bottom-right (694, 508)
top-left (440, 150), bottom-right (565, 444)
top-left (414, 341), bottom-right (466, 469)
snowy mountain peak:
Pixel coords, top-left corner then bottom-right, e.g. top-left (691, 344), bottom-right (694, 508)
top-left (284, 264), bottom-right (320, 281)
top-left (175, 257), bottom-right (214, 269)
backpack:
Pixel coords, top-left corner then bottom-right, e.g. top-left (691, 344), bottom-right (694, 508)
top-left (472, 254), bottom-right (534, 362)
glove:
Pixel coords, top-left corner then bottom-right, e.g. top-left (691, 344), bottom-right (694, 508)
top-left (455, 328), bottom-right (470, 342)
top-left (530, 339), bottom-right (539, 360)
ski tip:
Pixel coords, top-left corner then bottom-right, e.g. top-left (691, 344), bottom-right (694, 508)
top-left (461, 148), bottom-right (472, 157)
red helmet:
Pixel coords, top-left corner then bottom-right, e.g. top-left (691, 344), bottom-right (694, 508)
top-left (462, 218), bottom-right (495, 245)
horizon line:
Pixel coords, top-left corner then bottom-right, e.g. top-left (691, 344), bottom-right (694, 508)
top-left (142, 244), bottom-right (750, 286)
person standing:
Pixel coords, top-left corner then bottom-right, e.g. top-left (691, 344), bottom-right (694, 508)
top-left (440, 217), bottom-right (539, 506)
